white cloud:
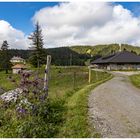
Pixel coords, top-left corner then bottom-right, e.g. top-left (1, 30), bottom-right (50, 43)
top-left (0, 20), bottom-right (28, 49)
top-left (33, 2), bottom-right (140, 48)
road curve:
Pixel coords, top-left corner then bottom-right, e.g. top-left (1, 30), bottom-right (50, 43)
top-left (88, 72), bottom-right (140, 138)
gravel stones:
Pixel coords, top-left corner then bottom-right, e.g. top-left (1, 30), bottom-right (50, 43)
top-left (88, 72), bottom-right (140, 138)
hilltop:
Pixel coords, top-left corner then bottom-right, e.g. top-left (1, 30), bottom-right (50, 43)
top-left (70, 44), bottom-right (140, 56)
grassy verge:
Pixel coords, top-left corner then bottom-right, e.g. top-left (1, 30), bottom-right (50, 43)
top-left (130, 74), bottom-right (140, 88)
top-left (57, 74), bottom-right (113, 138)
top-left (0, 66), bottom-right (112, 137)
top-left (0, 71), bottom-right (19, 91)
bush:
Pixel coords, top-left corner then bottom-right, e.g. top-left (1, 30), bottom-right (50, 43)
top-left (0, 71), bottom-right (66, 137)
top-left (0, 95), bottom-right (65, 137)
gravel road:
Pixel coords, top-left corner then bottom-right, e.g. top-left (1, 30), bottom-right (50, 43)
top-left (88, 72), bottom-right (140, 138)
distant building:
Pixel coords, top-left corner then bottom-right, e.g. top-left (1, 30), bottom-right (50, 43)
top-left (91, 51), bottom-right (140, 70)
top-left (12, 64), bottom-right (27, 74)
top-left (10, 56), bottom-right (25, 64)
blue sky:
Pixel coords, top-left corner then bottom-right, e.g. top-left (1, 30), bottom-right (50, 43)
top-left (115, 2), bottom-right (140, 16)
top-left (0, 2), bottom-right (59, 34)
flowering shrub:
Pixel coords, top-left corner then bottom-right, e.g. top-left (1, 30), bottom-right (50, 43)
top-left (0, 97), bottom-right (65, 138)
top-left (0, 70), bottom-right (63, 137)
top-left (6, 71), bottom-right (48, 117)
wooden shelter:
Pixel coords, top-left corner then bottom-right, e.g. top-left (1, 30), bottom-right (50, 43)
top-left (91, 51), bottom-right (140, 70)
top-left (12, 64), bottom-right (27, 74)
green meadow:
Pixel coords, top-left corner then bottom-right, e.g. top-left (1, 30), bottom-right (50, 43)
top-left (0, 66), bottom-right (112, 137)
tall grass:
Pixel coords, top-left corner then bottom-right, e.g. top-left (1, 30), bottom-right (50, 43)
top-left (57, 73), bottom-right (113, 138)
top-left (130, 74), bottom-right (140, 88)
top-left (0, 71), bottom-right (19, 91)
top-left (0, 66), bottom-right (112, 137)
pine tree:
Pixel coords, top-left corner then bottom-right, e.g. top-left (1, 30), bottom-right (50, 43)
top-left (28, 22), bottom-right (46, 67)
top-left (1, 40), bottom-right (11, 74)
top-left (1, 40), bottom-right (9, 50)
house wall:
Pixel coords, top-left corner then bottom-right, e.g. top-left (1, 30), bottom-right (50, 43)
top-left (11, 60), bottom-right (25, 63)
top-left (134, 64), bottom-right (140, 70)
top-left (13, 68), bottom-right (21, 74)
top-left (107, 64), bottom-right (140, 70)
top-left (98, 64), bottom-right (108, 69)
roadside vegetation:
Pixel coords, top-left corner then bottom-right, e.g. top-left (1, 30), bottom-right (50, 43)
top-left (130, 74), bottom-right (140, 88)
top-left (0, 22), bottom-right (113, 138)
top-left (0, 66), bottom-right (112, 137)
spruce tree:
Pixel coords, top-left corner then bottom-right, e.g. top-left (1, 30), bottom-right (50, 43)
top-left (1, 40), bottom-right (11, 74)
top-left (28, 22), bottom-right (46, 67)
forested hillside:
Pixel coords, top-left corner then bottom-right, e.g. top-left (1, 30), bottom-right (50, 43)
top-left (70, 44), bottom-right (140, 56)
top-left (0, 43), bottom-right (140, 66)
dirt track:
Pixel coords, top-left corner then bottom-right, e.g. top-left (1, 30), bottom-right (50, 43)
top-left (88, 72), bottom-right (140, 138)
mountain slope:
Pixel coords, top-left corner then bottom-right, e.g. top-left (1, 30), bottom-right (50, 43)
top-left (70, 44), bottom-right (140, 56)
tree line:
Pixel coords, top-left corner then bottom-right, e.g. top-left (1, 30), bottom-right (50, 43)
top-left (1, 22), bottom-right (140, 73)
top-left (0, 22), bottom-right (90, 73)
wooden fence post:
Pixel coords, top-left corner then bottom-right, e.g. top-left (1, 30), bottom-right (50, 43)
top-left (44, 55), bottom-right (51, 91)
top-left (88, 66), bottom-right (91, 84)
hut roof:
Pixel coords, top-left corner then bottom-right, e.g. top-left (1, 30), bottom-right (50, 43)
top-left (12, 64), bottom-right (27, 69)
top-left (91, 51), bottom-right (140, 64)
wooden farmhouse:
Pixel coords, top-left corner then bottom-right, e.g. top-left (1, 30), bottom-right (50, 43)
top-left (91, 50), bottom-right (140, 70)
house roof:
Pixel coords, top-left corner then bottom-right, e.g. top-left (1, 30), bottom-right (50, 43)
top-left (11, 56), bottom-right (24, 61)
top-left (91, 51), bottom-right (140, 64)
top-left (12, 64), bottom-right (27, 69)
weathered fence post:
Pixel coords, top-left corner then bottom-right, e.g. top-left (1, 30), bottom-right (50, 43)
top-left (88, 66), bottom-right (91, 84)
top-left (44, 55), bottom-right (51, 92)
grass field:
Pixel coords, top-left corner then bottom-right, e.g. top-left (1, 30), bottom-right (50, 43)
top-left (130, 74), bottom-right (140, 88)
top-left (0, 66), bottom-right (112, 138)
top-left (0, 71), bottom-right (18, 91)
